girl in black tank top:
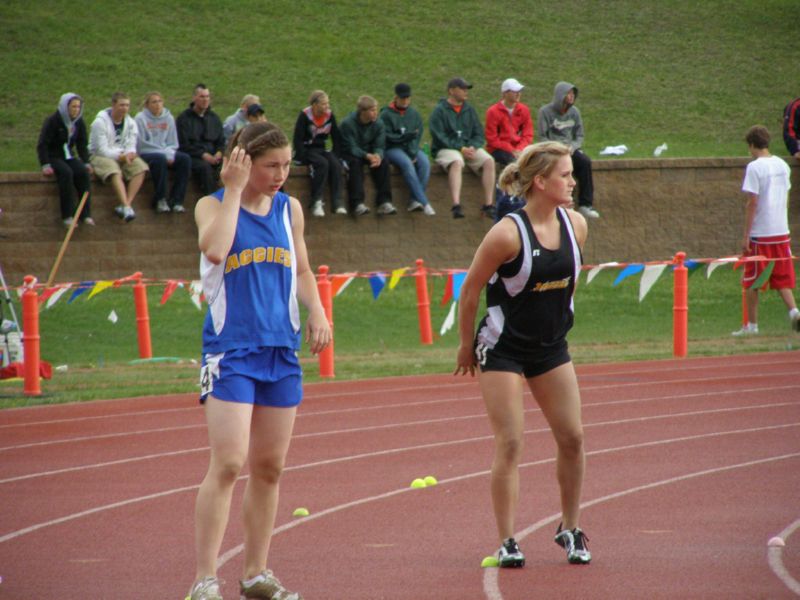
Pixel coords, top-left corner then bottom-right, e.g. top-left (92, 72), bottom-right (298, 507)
top-left (455, 142), bottom-right (593, 567)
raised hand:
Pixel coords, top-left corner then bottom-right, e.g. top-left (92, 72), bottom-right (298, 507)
top-left (220, 146), bottom-right (251, 190)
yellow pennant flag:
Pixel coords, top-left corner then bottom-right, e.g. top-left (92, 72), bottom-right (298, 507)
top-left (388, 267), bottom-right (409, 290)
top-left (87, 280), bottom-right (115, 299)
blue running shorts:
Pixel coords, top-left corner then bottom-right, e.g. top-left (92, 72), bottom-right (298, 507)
top-left (200, 346), bottom-right (302, 407)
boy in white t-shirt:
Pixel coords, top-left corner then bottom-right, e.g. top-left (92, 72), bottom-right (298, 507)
top-left (733, 125), bottom-right (800, 336)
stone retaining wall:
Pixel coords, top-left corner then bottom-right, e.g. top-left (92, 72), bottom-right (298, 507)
top-left (1, 159), bottom-right (798, 286)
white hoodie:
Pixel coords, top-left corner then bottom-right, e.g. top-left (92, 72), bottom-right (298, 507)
top-left (89, 108), bottom-right (138, 159)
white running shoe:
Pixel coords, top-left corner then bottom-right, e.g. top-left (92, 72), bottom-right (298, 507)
top-left (578, 205), bottom-right (600, 219)
top-left (155, 199), bottom-right (170, 213)
top-left (423, 204), bottom-right (436, 216)
top-left (123, 206), bottom-right (136, 222)
top-left (377, 202), bottom-right (398, 215)
top-left (334, 206), bottom-right (348, 215)
top-left (189, 576), bottom-right (222, 600)
top-left (731, 323), bottom-right (759, 336)
top-left (354, 203), bottom-right (370, 216)
top-left (240, 569), bottom-right (301, 599)
top-left (407, 201), bottom-right (424, 212)
top-left (311, 200), bottom-right (325, 217)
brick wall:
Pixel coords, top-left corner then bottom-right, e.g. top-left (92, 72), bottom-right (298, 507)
top-left (1, 159), bottom-right (798, 287)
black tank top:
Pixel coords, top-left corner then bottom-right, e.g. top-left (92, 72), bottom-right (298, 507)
top-left (476, 207), bottom-right (582, 353)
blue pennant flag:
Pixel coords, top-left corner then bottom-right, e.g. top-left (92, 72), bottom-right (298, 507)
top-left (68, 281), bottom-right (95, 303)
top-left (613, 264), bottom-right (644, 286)
top-left (451, 272), bottom-right (467, 302)
top-left (369, 273), bottom-right (387, 299)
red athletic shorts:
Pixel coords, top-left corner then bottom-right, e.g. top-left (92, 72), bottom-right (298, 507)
top-left (742, 234), bottom-right (796, 290)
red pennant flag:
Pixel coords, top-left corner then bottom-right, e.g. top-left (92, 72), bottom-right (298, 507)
top-left (38, 287), bottom-right (60, 305)
top-left (160, 280), bottom-right (179, 305)
top-left (441, 272), bottom-right (454, 306)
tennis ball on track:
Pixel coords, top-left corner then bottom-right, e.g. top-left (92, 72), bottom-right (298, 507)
top-left (292, 507), bottom-right (310, 517)
top-left (410, 478), bottom-right (427, 488)
top-left (481, 556), bottom-right (499, 568)
top-left (423, 475), bottom-right (438, 486)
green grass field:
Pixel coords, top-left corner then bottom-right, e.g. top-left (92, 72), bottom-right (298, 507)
top-left (1, 0), bottom-right (798, 170)
top-left (1, 265), bottom-right (797, 407)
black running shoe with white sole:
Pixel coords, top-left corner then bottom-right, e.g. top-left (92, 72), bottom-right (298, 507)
top-left (497, 537), bottom-right (525, 568)
top-left (554, 522), bottom-right (591, 564)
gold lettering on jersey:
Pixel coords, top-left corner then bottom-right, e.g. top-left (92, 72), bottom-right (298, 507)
top-left (225, 247), bottom-right (293, 273)
top-left (532, 276), bottom-right (571, 292)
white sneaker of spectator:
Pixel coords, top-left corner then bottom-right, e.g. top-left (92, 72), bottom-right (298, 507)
top-left (731, 323), bottom-right (758, 336)
top-left (578, 205), bottom-right (600, 219)
top-left (311, 200), bottom-right (325, 217)
top-left (377, 202), bottom-right (398, 215)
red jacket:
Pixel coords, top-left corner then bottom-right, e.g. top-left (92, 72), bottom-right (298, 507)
top-left (485, 100), bottom-right (533, 155)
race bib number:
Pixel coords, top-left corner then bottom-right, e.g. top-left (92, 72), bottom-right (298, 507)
top-left (200, 363), bottom-right (213, 396)
top-left (475, 343), bottom-right (488, 367)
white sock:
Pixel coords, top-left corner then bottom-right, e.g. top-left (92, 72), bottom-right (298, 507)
top-left (242, 573), bottom-right (265, 587)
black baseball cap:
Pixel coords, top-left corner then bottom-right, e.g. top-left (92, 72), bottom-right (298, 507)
top-left (246, 103), bottom-right (265, 116)
top-left (447, 77), bottom-right (473, 90)
top-left (394, 83), bottom-right (412, 98)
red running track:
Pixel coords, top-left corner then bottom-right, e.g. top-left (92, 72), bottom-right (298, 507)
top-left (0, 352), bottom-right (799, 599)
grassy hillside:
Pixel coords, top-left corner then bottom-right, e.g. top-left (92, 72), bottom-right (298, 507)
top-left (1, 0), bottom-right (798, 171)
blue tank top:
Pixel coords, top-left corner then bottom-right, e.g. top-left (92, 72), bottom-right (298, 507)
top-left (201, 189), bottom-right (301, 353)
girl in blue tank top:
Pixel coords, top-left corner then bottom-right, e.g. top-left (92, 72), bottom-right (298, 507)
top-left (189, 122), bottom-right (329, 600)
top-left (455, 142), bottom-right (593, 569)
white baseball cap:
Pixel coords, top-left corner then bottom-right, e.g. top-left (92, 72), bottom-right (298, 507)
top-left (501, 78), bottom-right (524, 93)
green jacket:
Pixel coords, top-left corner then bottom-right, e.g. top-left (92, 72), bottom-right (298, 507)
top-left (339, 111), bottom-right (386, 158)
top-left (428, 98), bottom-right (485, 156)
top-left (379, 102), bottom-right (424, 159)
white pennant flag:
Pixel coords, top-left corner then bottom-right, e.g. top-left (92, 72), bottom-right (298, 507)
top-left (587, 261), bottom-right (620, 284)
top-left (189, 280), bottom-right (203, 310)
top-left (639, 264), bottom-right (668, 302)
top-left (440, 301), bottom-right (457, 336)
top-left (706, 256), bottom-right (738, 279)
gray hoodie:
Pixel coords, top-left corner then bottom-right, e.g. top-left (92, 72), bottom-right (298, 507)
top-left (135, 107), bottom-right (179, 161)
top-left (58, 92), bottom-right (83, 140)
top-left (536, 81), bottom-right (584, 151)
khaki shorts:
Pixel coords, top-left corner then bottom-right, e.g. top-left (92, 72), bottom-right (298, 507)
top-left (434, 147), bottom-right (493, 174)
top-left (90, 155), bottom-right (149, 182)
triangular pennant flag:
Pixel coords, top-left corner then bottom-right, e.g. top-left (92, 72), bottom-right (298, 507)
top-left (749, 260), bottom-right (775, 290)
top-left (388, 267), bottom-right (409, 290)
top-left (639, 264), bottom-right (668, 302)
top-left (441, 272), bottom-right (454, 306)
top-left (189, 280), bottom-right (203, 310)
top-left (45, 285), bottom-right (72, 309)
top-left (68, 281), bottom-right (95, 303)
top-left (331, 274), bottom-right (356, 297)
top-left (160, 280), bottom-right (180, 305)
top-left (613, 264), bottom-right (644, 286)
top-left (38, 287), bottom-right (61, 305)
top-left (451, 272), bottom-right (467, 302)
top-left (587, 261), bottom-right (619, 284)
top-left (368, 273), bottom-right (386, 299)
top-left (707, 257), bottom-right (738, 279)
top-left (439, 300), bottom-right (457, 336)
top-left (685, 259), bottom-right (702, 276)
top-left (88, 280), bottom-right (114, 299)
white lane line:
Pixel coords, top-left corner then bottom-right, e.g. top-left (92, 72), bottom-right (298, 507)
top-left (483, 453), bottom-right (800, 600)
top-left (2, 357), bottom-right (797, 430)
top-left (767, 517), bottom-right (800, 595)
top-left (0, 384), bottom-right (796, 454)
top-left (0, 423), bottom-right (800, 544)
